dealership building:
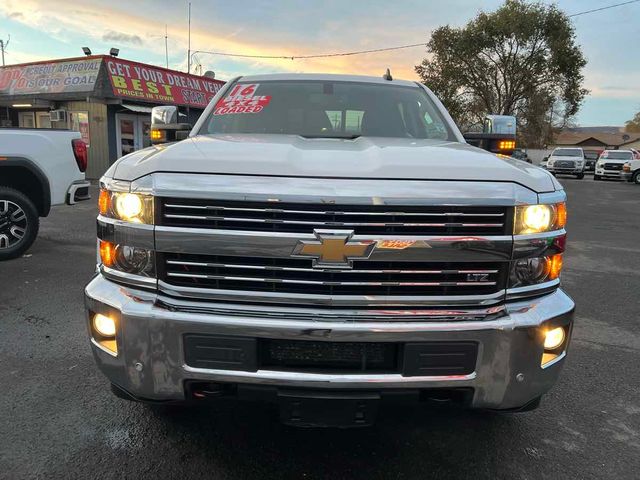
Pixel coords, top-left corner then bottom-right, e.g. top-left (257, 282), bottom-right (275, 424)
top-left (0, 55), bottom-right (225, 178)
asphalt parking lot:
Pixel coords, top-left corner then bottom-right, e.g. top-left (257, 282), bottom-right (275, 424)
top-left (1, 176), bottom-right (639, 480)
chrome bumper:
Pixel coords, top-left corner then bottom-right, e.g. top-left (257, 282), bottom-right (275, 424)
top-left (595, 169), bottom-right (622, 178)
top-left (85, 275), bottom-right (575, 410)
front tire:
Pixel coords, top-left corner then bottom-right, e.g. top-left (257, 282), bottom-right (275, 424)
top-left (633, 171), bottom-right (640, 185)
top-left (0, 187), bottom-right (39, 261)
top-left (594, 175), bottom-right (601, 181)
top-left (576, 173), bottom-right (585, 179)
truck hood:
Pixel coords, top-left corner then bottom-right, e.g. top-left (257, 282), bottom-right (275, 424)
top-left (111, 134), bottom-right (557, 193)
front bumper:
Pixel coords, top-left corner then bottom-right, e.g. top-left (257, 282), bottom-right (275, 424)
top-left (595, 168), bottom-right (623, 179)
top-left (85, 275), bottom-right (575, 410)
top-left (622, 172), bottom-right (633, 181)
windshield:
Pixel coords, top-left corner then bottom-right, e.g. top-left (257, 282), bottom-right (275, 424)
top-left (553, 148), bottom-right (583, 157)
top-left (602, 151), bottom-right (632, 160)
top-left (199, 80), bottom-right (454, 140)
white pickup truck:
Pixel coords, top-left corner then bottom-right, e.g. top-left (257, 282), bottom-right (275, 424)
top-left (86, 73), bottom-right (574, 426)
top-left (0, 128), bottom-right (91, 260)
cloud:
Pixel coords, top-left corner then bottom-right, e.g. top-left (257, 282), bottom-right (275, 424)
top-left (0, 0), bottom-right (429, 80)
top-left (102, 31), bottom-right (143, 46)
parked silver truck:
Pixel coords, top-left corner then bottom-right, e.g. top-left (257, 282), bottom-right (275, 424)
top-left (85, 73), bottom-right (574, 426)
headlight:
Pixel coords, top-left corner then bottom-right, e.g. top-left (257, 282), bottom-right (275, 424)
top-left (99, 186), bottom-right (154, 224)
top-left (514, 203), bottom-right (566, 234)
top-left (510, 254), bottom-right (563, 288)
top-left (99, 240), bottom-right (155, 277)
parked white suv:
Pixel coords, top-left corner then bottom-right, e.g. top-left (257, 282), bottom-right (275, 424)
top-left (594, 150), bottom-right (635, 181)
top-left (546, 148), bottom-right (585, 179)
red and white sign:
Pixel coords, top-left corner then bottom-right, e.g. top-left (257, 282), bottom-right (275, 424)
top-left (105, 58), bottom-right (225, 108)
top-left (214, 84), bottom-right (271, 115)
top-left (0, 58), bottom-right (101, 95)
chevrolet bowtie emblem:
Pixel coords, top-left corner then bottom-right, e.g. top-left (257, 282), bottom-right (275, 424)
top-left (292, 230), bottom-right (376, 269)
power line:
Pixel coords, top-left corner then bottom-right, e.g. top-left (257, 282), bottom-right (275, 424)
top-left (191, 43), bottom-right (427, 62)
top-left (568, 0), bottom-right (640, 17)
top-left (189, 1), bottom-right (639, 64)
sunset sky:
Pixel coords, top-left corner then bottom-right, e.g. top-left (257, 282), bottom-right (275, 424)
top-left (1, 0), bottom-right (639, 126)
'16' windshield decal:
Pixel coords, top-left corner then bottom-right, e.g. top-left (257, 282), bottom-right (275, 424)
top-left (214, 83), bottom-right (271, 115)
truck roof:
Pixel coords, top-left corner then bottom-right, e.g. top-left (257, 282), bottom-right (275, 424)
top-left (237, 72), bottom-right (419, 88)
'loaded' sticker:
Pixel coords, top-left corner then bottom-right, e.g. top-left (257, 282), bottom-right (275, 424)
top-left (214, 84), bottom-right (271, 115)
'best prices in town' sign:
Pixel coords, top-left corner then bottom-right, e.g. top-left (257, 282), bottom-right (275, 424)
top-left (105, 58), bottom-right (224, 108)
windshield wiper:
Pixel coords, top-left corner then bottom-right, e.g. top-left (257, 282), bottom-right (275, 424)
top-left (299, 134), bottom-right (361, 140)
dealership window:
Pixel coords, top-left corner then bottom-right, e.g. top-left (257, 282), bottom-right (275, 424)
top-left (18, 112), bottom-right (35, 128)
top-left (115, 113), bottom-right (151, 157)
top-left (36, 112), bottom-right (52, 129)
top-left (68, 111), bottom-right (90, 146)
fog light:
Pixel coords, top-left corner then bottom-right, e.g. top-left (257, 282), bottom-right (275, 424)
top-left (93, 313), bottom-right (116, 337)
top-left (544, 327), bottom-right (565, 350)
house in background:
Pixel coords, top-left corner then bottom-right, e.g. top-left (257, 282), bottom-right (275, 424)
top-left (550, 128), bottom-right (640, 153)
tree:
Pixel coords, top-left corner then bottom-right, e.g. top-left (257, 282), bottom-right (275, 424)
top-left (415, 0), bottom-right (588, 147)
top-left (625, 111), bottom-right (640, 133)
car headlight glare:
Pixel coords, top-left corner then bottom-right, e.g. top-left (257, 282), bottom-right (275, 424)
top-left (115, 193), bottom-right (143, 221)
top-left (93, 313), bottom-right (117, 337)
top-left (544, 327), bottom-right (565, 351)
top-left (514, 203), bottom-right (566, 234)
top-left (98, 189), bottom-right (154, 224)
top-left (523, 205), bottom-right (551, 231)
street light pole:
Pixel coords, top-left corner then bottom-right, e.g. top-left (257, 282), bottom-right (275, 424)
top-left (187, 2), bottom-right (191, 74)
top-left (0, 35), bottom-right (9, 66)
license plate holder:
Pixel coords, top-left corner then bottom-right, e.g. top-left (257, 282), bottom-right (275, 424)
top-left (278, 390), bottom-right (380, 427)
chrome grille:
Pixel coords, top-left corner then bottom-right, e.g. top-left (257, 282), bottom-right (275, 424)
top-left (160, 199), bottom-right (509, 235)
top-left (604, 163), bottom-right (623, 171)
top-left (555, 161), bottom-right (576, 168)
top-left (160, 253), bottom-right (507, 297)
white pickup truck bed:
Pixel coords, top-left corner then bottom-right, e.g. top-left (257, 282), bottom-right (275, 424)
top-left (0, 128), bottom-right (91, 259)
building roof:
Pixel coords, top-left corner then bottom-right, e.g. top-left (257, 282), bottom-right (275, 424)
top-left (0, 55), bottom-right (225, 109)
top-left (554, 129), bottom-right (640, 148)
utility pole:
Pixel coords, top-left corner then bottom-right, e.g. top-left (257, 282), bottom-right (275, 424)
top-left (165, 25), bottom-right (169, 68)
top-left (0, 35), bottom-right (9, 67)
top-left (187, 2), bottom-right (191, 74)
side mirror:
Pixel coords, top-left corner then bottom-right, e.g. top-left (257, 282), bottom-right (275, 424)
top-left (463, 132), bottom-right (516, 156)
top-left (150, 106), bottom-right (192, 144)
top-left (464, 114), bottom-right (517, 155)
top-left (152, 105), bottom-right (179, 125)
